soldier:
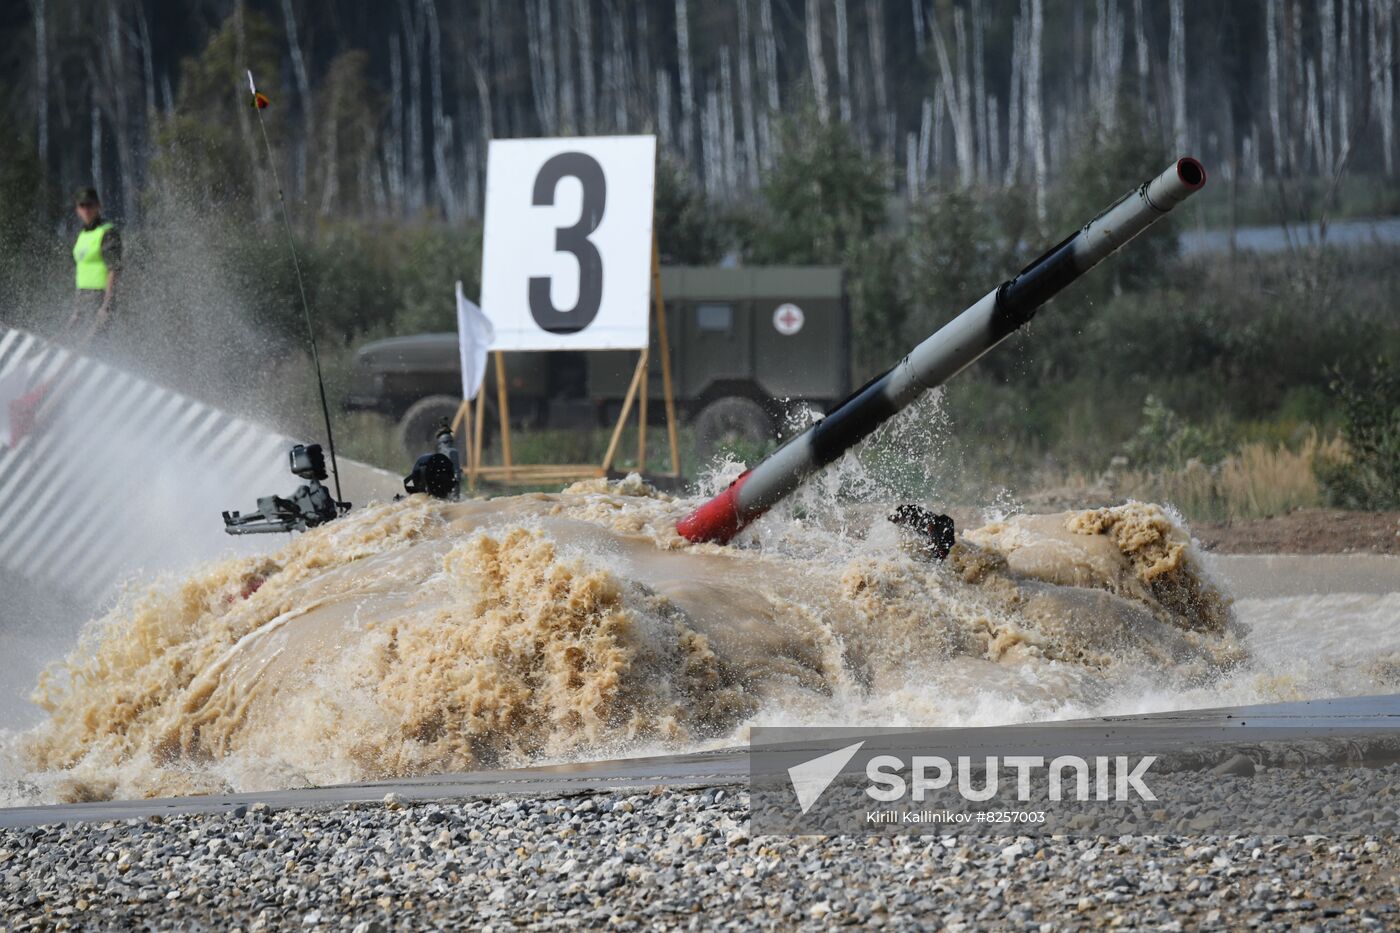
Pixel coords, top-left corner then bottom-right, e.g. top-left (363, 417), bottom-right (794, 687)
top-left (67, 186), bottom-right (122, 344)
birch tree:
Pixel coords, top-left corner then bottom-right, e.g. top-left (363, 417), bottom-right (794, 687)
top-left (576, 0), bottom-right (595, 133)
top-left (526, 0), bottom-right (557, 133)
top-left (31, 0), bottom-right (47, 167)
top-left (397, 0), bottom-right (426, 212)
top-left (676, 0), bottom-right (695, 159)
top-left (1005, 7), bottom-right (1023, 185)
top-left (973, 0), bottom-right (989, 182)
top-left (1268, 0), bottom-right (1285, 174)
top-left (759, 0), bottom-right (780, 165)
top-left (929, 9), bottom-right (973, 186)
top-left (835, 0), bottom-right (852, 124)
top-left (557, 0), bottom-right (576, 133)
top-left (1169, 0), bottom-right (1187, 152)
top-left (1028, 0), bottom-right (1047, 220)
top-left (278, 0), bottom-right (312, 199)
top-left (422, 0), bottom-right (458, 221)
top-left (866, 0), bottom-right (891, 155)
top-left (738, 0), bottom-right (760, 186)
top-left (807, 0), bottom-right (831, 124)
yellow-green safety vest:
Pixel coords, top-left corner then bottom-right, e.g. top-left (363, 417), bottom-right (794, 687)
top-left (73, 222), bottom-right (113, 291)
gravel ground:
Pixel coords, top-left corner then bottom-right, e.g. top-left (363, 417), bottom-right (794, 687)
top-left (4, 785), bottom-right (1400, 931)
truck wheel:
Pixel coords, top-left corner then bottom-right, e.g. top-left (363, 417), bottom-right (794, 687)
top-left (398, 395), bottom-right (490, 459)
top-left (694, 396), bottom-right (774, 464)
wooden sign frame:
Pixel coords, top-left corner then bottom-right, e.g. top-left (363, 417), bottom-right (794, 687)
top-left (452, 234), bottom-right (681, 489)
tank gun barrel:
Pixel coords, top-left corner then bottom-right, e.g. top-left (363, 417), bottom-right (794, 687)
top-left (677, 157), bottom-right (1207, 544)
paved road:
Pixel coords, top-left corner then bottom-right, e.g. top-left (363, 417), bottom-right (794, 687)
top-left (4, 693), bottom-right (1398, 829)
top-left (1207, 553), bottom-right (1400, 597)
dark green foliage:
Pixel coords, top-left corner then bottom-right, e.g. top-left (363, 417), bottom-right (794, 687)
top-left (146, 10), bottom-right (283, 218)
top-left (1316, 359), bottom-right (1400, 509)
top-left (1122, 395), bottom-right (1228, 469)
top-left (905, 186), bottom-right (1027, 327)
top-left (0, 102), bottom-right (60, 326)
top-left (738, 108), bottom-right (888, 266)
top-left (654, 156), bottom-right (729, 265)
top-left (846, 232), bottom-right (907, 378)
top-left (223, 221), bottom-right (484, 349)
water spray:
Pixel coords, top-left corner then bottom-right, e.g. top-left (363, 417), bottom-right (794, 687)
top-left (245, 70), bottom-right (344, 508)
top-left (678, 157), bottom-right (1208, 544)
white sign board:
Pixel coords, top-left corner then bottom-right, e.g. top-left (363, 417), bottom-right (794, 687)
top-left (481, 135), bottom-right (657, 351)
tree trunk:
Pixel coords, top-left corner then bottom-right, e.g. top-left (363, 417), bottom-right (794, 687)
top-left (1028, 0), bottom-right (1047, 220)
top-left (1321, 0), bottom-right (1336, 175)
top-left (556, 0), bottom-right (576, 133)
top-left (526, 0), bottom-right (557, 133)
top-left (807, 0), bottom-right (830, 124)
top-left (676, 0), bottom-right (695, 160)
top-left (636, 4), bottom-right (652, 125)
top-left (905, 130), bottom-right (918, 198)
top-left (1006, 6), bottom-right (1023, 186)
top-left (759, 0), bottom-right (779, 166)
top-left (703, 88), bottom-right (720, 195)
top-left (279, 0), bottom-right (313, 201)
top-left (91, 92), bottom-right (103, 197)
top-left (1133, 0), bottom-right (1150, 123)
top-left (398, 0), bottom-right (425, 212)
top-left (1169, 0), bottom-right (1187, 152)
top-left (607, 0), bottom-right (628, 131)
top-left (136, 8), bottom-right (156, 136)
top-left (422, 0), bottom-right (458, 221)
top-left (32, 0), bottom-right (48, 169)
top-left (918, 93), bottom-right (933, 184)
top-left (576, 0), bottom-right (595, 133)
top-left (475, 0), bottom-right (495, 141)
top-left (973, 0), bottom-right (989, 181)
top-left (657, 68), bottom-right (673, 150)
top-left (1268, 0), bottom-right (1284, 173)
top-left (738, 0), bottom-right (760, 187)
top-left (721, 48), bottom-right (737, 196)
top-left (1384, 0), bottom-right (1397, 173)
top-left (1340, 0), bottom-right (1351, 148)
top-left (388, 32), bottom-right (406, 205)
top-left (928, 9), bottom-right (971, 186)
top-left (867, 0), bottom-right (890, 155)
top-left (835, 0), bottom-right (852, 124)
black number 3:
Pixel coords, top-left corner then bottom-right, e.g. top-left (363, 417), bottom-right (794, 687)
top-left (529, 152), bottom-right (606, 334)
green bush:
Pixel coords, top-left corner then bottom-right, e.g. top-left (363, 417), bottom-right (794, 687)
top-left (1122, 395), bottom-right (1229, 469)
top-left (1316, 359), bottom-right (1400, 509)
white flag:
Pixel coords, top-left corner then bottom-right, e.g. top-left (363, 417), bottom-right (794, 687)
top-left (456, 281), bottom-right (495, 400)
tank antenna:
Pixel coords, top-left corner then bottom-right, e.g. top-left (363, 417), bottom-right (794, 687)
top-left (245, 70), bottom-right (343, 507)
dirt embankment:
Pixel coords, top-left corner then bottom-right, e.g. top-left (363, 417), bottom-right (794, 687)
top-left (1190, 509), bottom-right (1400, 555)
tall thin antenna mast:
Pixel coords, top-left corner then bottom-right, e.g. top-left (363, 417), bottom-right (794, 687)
top-left (246, 70), bottom-right (344, 506)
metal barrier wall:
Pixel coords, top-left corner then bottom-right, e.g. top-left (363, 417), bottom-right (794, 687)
top-left (0, 327), bottom-right (399, 609)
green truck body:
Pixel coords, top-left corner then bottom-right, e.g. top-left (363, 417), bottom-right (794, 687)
top-left (344, 265), bottom-right (849, 459)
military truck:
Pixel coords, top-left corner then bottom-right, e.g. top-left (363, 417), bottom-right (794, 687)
top-left (343, 265), bottom-right (849, 464)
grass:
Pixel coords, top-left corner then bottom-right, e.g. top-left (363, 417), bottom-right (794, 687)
top-left (1066, 433), bottom-right (1346, 523)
